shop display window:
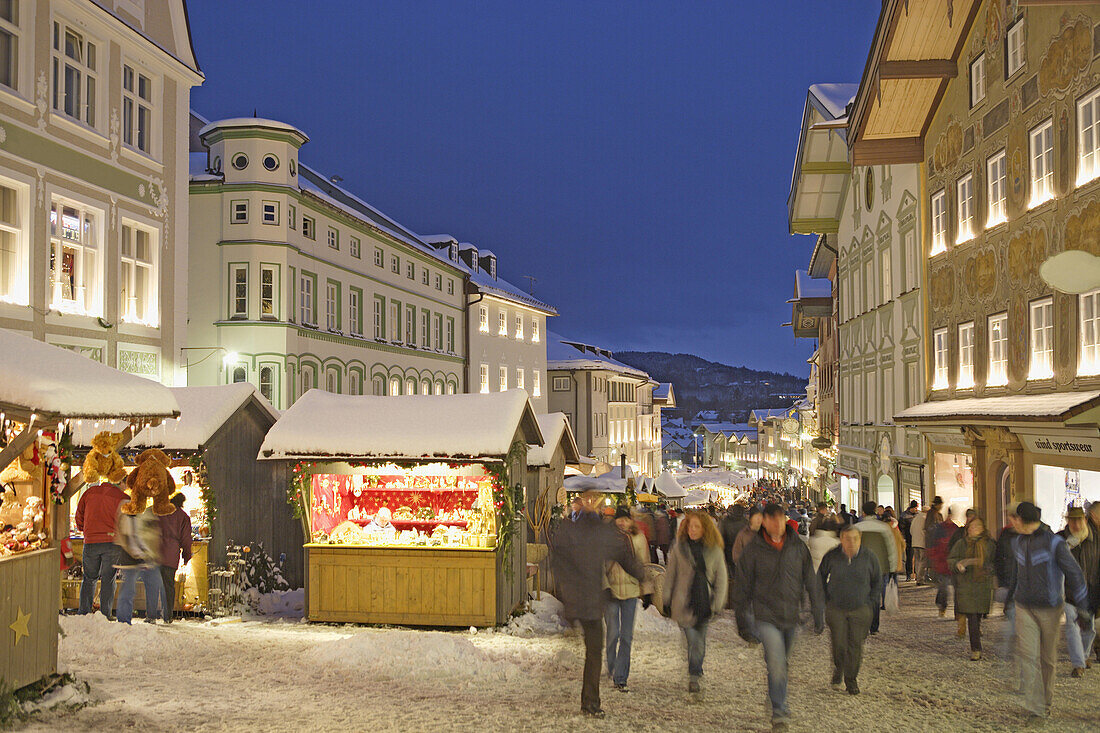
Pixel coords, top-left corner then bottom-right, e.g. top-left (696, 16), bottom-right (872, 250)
top-left (1034, 465), bottom-right (1100, 532)
top-left (933, 452), bottom-right (974, 522)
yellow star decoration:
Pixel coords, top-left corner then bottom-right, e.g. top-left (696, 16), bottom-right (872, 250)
top-left (9, 607), bottom-right (30, 645)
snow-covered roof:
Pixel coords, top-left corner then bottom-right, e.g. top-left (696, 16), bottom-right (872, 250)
top-left (808, 84), bottom-right (859, 120)
top-left (697, 422), bottom-right (750, 435)
top-left (563, 473), bottom-right (626, 494)
top-left (420, 234), bottom-right (457, 246)
top-left (751, 408), bottom-right (791, 422)
top-left (197, 117), bottom-right (308, 139)
top-left (653, 383), bottom-right (672, 400)
top-left (546, 333), bottom-right (649, 379)
top-left (132, 384), bottom-right (278, 451)
top-left (895, 391), bottom-right (1100, 423)
top-left (260, 389), bottom-right (542, 461)
top-left (527, 412), bottom-right (581, 467)
top-left (795, 270), bottom-right (832, 300)
top-left (0, 328), bottom-right (180, 421)
top-left (655, 471), bottom-right (686, 498)
top-left (422, 233), bottom-right (556, 315)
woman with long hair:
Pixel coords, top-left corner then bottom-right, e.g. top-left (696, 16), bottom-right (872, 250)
top-left (663, 510), bottom-right (727, 696)
top-left (604, 507), bottom-right (653, 692)
top-left (948, 516), bottom-right (996, 660)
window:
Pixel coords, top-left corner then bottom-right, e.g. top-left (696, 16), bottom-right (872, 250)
top-left (447, 382), bottom-right (456, 395)
top-left (259, 366), bottom-right (274, 402)
top-left (232, 366), bottom-right (246, 384)
top-left (533, 369), bottom-right (541, 398)
top-left (372, 376), bottom-right (385, 396)
top-left (421, 378), bottom-right (430, 396)
top-left (930, 190), bottom-right (947, 255)
top-left (406, 377), bottom-right (416, 396)
top-left (232, 153), bottom-right (248, 170)
top-left (231, 200), bottom-right (248, 224)
top-left (389, 377), bottom-right (401, 396)
top-left (288, 205), bottom-right (296, 230)
top-left (389, 301), bottom-right (400, 342)
top-left (447, 279), bottom-right (454, 295)
top-left (515, 368), bottom-right (525, 391)
top-left (986, 151), bottom-right (1007, 228)
top-left (514, 314), bottom-right (523, 339)
top-left (259, 264), bottom-right (275, 320)
top-left (374, 247), bottom-right (384, 267)
top-left (498, 310), bottom-right (507, 336)
top-left (325, 281), bottom-right (338, 331)
top-left (498, 365), bottom-right (508, 392)
top-left (391, 255), bottom-right (399, 274)
top-left (0, 181), bottom-right (26, 304)
top-left (349, 371), bottom-right (361, 396)
top-left (479, 364), bottom-right (489, 393)
top-left (904, 230), bottom-right (918, 292)
top-left (957, 322), bottom-right (975, 389)
top-left (1029, 298), bottom-right (1054, 380)
top-left (1029, 120), bottom-right (1054, 208)
top-left (988, 313), bottom-right (1008, 386)
top-left (1006, 19), bottom-right (1025, 78)
top-left (420, 309), bottom-right (430, 348)
top-left (880, 247), bottom-right (892, 303)
top-left (121, 63), bottom-right (153, 153)
top-left (405, 304), bottom-right (415, 344)
top-left (969, 53), bottom-right (985, 107)
top-left (120, 224), bottom-right (155, 325)
top-left (327, 227), bottom-right (338, 250)
top-left (1079, 86), bottom-right (1100, 186)
top-left (299, 274), bottom-right (314, 326)
top-left (49, 201), bottom-right (100, 315)
top-left (552, 376), bottom-right (570, 392)
top-left (52, 22), bottom-right (97, 126)
top-left (301, 368), bottom-right (314, 396)
top-left (446, 318), bottom-right (454, 353)
top-left (932, 328), bottom-right (948, 390)
top-left (478, 305), bottom-right (489, 333)
top-left (349, 289), bottom-right (361, 336)
top-left (435, 274), bottom-right (442, 290)
top-left (0, 1), bottom-right (18, 90)
top-left (434, 313), bottom-right (443, 350)
top-left (350, 237), bottom-right (360, 259)
top-left (373, 297), bottom-right (383, 339)
top-left (531, 319), bottom-right (540, 343)
top-left (326, 370), bottom-right (338, 394)
top-left (228, 263), bottom-right (247, 319)
top-left (406, 262), bottom-right (414, 280)
top-left (302, 217), bottom-right (314, 240)
top-left (956, 173), bottom-right (974, 243)
top-left (421, 268), bottom-right (429, 286)
top-left (435, 379), bottom-right (444, 396)
top-left (263, 154), bottom-right (279, 172)
top-left (262, 201), bottom-right (278, 225)
top-left (1081, 289), bottom-right (1100, 376)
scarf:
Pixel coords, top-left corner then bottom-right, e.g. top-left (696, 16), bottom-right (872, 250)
top-left (687, 538), bottom-right (712, 627)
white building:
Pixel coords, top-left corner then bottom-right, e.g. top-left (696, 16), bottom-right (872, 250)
top-left (187, 115), bottom-right (466, 408)
top-left (420, 235), bottom-right (556, 413)
top-left (0, 0), bottom-right (202, 383)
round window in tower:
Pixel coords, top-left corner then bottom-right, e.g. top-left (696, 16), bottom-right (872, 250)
top-left (211, 156), bottom-right (222, 173)
top-left (232, 153), bottom-right (249, 170)
top-left (289, 159), bottom-right (296, 177)
top-left (263, 154), bottom-right (279, 172)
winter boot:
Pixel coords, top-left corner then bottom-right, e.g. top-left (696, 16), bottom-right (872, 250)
top-left (957, 616), bottom-right (967, 638)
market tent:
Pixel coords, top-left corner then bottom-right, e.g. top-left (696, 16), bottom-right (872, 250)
top-left (655, 471), bottom-right (686, 499)
top-left (260, 389), bottom-right (543, 460)
top-left (684, 489), bottom-right (718, 506)
top-left (563, 474), bottom-right (627, 494)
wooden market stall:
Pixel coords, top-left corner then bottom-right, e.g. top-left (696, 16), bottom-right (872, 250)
top-left (65, 383), bottom-right (294, 612)
top-left (260, 389), bottom-right (543, 627)
top-left (0, 329), bottom-right (178, 690)
top-left (525, 412), bottom-right (581, 593)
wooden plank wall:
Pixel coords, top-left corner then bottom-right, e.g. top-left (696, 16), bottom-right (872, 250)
top-left (307, 547), bottom-right (497, 626)
top-left (205, 403), bottom-right (302, 586)
top-left (0, 548), bottom-right (59, 689)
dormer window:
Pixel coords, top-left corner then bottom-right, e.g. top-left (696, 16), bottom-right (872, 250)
top-left (449, 242), bottom-right (458, 261)
top-left (489, 258), bottom-right (496, 279)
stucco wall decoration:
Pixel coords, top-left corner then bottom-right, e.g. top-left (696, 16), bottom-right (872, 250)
top-left (1063, 198), bottom-right (1100, 256)
top-left (1038, 16), bottom-right (1092, 98)
top-left (931, 116), bottom-right (964, 177)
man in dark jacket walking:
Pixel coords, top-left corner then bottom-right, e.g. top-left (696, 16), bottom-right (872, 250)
top-left (653, 506), bottom-right (672, 564)
top-left (818, 526), bottom-right (880, 695)
top-left (1057, 506), bottom-right (1099, 676)
top-left (733, 503), bottom-right (824, 732)
top-left (552, 491), bottom-right (645, 718)
top-left (721, 504), bottom-right (748, 607)
top-left (1008, 502), bottom-right (1091, 720)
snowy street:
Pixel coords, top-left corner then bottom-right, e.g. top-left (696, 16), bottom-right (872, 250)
top-left (18, 583), bottom-right (1100, 732)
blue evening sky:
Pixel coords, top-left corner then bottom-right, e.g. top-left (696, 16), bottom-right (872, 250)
top-left (187, 1), bottom-right (878, 376)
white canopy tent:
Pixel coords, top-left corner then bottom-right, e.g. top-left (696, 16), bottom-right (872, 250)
top-left (655, 471), bottom-right (687, 499)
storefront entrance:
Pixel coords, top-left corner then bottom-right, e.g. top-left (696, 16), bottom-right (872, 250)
top-left (933, 451), bottom-right (974, 523)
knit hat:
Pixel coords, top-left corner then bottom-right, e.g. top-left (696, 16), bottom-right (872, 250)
top-left (1066, 506), bottom-right (1087, 520)
top-left (614, 506), bottom-right (631, 520)
top-left (1016, 501), bottom-right (1041, 523)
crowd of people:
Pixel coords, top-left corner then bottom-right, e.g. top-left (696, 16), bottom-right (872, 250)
top-left (550, 482), bottom-right (1100, 730)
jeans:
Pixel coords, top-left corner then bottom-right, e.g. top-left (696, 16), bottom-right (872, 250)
top-left (870, 574), bottom-right (887, 632)
top-left (754, 621), bottom-right (798, 721)
top-left (78, 543), bottom-right (119, 617)
top-left (116, 565), bottom-right (165, 625)
top-left (826, 603), bottom-right (872, 685)
top-left (579, 618), bottom-right (604, 712)
top-left (1016, 604), bottom-right (1063, 716)
top-left (604, 598), bottom-right (638, 685)
top-left (1065, 603), bottom-right (1097, 670)
top-left (935, 572), bottom-right (952, 611)
top-left (159, 565), bottom-right (177, 621)
top-left (965, 613), bottom-right (983, 652)
top-left (683, 621), bottom-right (709, 678)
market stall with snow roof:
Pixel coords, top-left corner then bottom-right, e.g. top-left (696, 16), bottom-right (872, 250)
top-left (0, 329), bottom-right (178, 690)
top-left (65, 383), bottom-right (293, 614)
top-left (260, 389), bottom-right (543, 626)
top-left (525, 413), bottom-right (580, 594)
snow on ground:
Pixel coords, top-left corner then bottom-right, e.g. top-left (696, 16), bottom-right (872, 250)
top-left (17, 584), bottom-right (1100, 732)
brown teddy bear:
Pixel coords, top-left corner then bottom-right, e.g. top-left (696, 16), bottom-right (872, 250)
top-left (82, 430), bottom-right (128, 485)
top-left (122, 448), bottom-right (176, 516)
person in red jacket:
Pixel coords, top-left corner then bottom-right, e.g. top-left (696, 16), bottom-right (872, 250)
top-left (157, 493), bottom-right (193, 623)
top-left (75, 481), bottom-right (129, 617)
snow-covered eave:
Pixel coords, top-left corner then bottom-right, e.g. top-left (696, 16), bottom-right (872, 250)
top-left (261, 451), bottom-right (514, 462)
top-left (547, 359), bottom-right (648, 379)
top-left (474, 284), bottom-right (558, 316)
top-left (895, 391), bottom-right (1100, 425)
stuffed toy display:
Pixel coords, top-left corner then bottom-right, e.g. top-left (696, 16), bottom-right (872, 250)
top-left (122, 448), bottom-right (176, 516)
top-left (82, 430), bottom-right (128, 485)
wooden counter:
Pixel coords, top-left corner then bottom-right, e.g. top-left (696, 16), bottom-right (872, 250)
top-left (306, 544), bottom-right (499, 626)
top-left (1, 548), bottom-right (60, 689)
top-left (63, 538), bottom-right (209, 612)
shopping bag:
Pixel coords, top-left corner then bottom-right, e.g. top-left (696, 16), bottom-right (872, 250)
top-left (884, 576), bottom-right (900, 614)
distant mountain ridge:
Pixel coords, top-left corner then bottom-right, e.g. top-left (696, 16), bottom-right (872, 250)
top-left (615, 351), bottom-right (807, 422)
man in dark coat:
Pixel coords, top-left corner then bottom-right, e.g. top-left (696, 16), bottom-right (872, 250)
top-left (653, 506), bottom-right (672, 564)
top-left (552, 491), bottom-right (645, 718)
top-left (818, 526), bottom-right (880, 694)
top-left (734, 503), bottom-right (824, 731)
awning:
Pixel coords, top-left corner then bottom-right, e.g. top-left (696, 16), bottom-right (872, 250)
top-left (895, 391), bottom-right (1100, 425)
top-left (833, 467), bottom-right (859, 479)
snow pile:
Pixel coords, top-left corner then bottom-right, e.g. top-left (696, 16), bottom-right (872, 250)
top-left (635, 604), bottom-right (679, 636)
top-left (243, 588), bottom-right (305, 618)
top-left (504, 594), bottom-right (568, 636)
top-left (58, 613), bottom-right (187, 667)
top-left (19, 681), bottom-right (91, 716)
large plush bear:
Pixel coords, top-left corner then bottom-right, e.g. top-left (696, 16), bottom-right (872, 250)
top-left (82, 430), bottom-right (128, 485)
top-left (122, 448), bottom-right (176, 516)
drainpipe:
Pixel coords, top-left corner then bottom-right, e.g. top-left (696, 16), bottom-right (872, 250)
top-left (464, 286), bottom-right (484, 393)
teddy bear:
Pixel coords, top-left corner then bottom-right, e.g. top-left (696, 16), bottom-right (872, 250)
top-left (122, 448), bottom-right (176, 516)
top-left (82, 430), bottom-right (128, 485)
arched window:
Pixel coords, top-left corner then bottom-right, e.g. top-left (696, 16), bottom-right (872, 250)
top-left (326, 369), bottom-right (338, 393)
top-left (446, 381), bottom-right (456, 395)
top-left (389, 377), bottom-right (401, 396)
top-left (405, 377), bottom-right (416, 396)
top-left (349, 371), bottom-right (361, 395)
top-left (259, 366), bottom-right (274, 401)
top-left (372, 376), bottom-right (385, 396)
top-left (232, 366), bottom-right (246, 384)
top-left (435, 380), bottom-right (444, 395)
top-left (301, 368), bottom-right (314, 396)
top-left (421, 379), bottom-right (430, 395)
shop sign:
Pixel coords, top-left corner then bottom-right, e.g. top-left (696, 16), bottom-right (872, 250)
top-left (1018, 433), bottom-right (1100, 458)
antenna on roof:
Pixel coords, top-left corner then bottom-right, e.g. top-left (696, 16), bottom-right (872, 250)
top-left (253, 108), bottom-right (257, 117)
top-left (522, 275), bottom-right (537, 294)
